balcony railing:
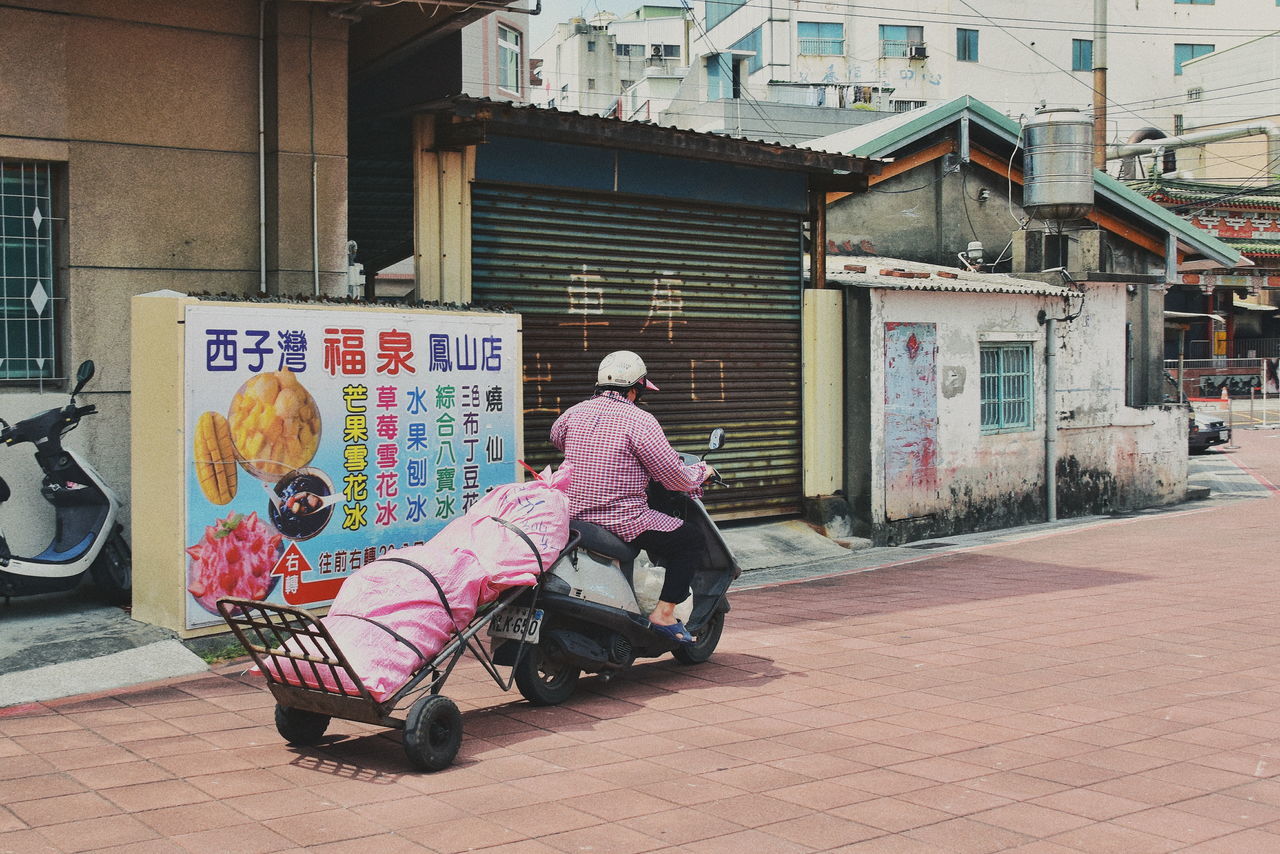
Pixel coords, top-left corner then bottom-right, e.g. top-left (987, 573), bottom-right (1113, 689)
top-left (880, 40), bottom-right (927, 59)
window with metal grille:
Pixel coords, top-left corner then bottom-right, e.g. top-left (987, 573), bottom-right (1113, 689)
top-left (0, 161), bottom-right (57, 380)
top-left (980, 343), bottom-right (1033, 432)
top-left (798, 22), bottom-right (844, 56)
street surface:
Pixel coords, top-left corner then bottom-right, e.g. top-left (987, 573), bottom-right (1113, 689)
top-left (2, 431), bottom-right (1280, 853)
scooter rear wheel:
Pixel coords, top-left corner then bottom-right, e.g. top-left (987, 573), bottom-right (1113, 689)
top-left (89, 528), bottom-right (132, 606)
top-left (514, 644), bottom-right (580, 706)
top-left (672, 610), bottom-right (724, 666)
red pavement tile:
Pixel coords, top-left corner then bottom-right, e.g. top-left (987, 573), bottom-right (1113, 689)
top-left (0, 772), bottom-right (86, 803)
top-left (902, 816), bottom-right (1034, 853)
top-left (9, 790), bottom-right (121, 827)
top-left (135, 800), bottom-right (249, 836)
top-left (35, 813), bottom-right (159, 853)
top-left (831, 796), bottom-right (954, 833)
top-left (68, 759), bottom-right (174, 790)
top-left (1112, 805), bottom-right (1244, 845)
top-left (261, 807), bottom-right (388, 847)
top-left (1046, 821), bottom-right (1182, 853)
top-left (171, 821), bottom-right (296, 854)
top-left (41, 743), bottom-right (138, 771)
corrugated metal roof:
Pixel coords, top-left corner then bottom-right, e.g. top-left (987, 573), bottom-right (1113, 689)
top-left (823, 256), bottom-right (1080, 298)
top-left (803, 96), bottom-right (1244, 270)
top-left (427, 96), bottom-right (881, 178)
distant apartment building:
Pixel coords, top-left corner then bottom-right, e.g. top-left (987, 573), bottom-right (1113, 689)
top-left (534, 1), bottom-right (1276, 144)
top-left (1172, 31), bottom-right (1280, 182)
top-left (532, 7), bottom-right (689, 117)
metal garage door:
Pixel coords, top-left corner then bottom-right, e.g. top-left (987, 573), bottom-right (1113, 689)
top-left (471, 184), bottom-right (804, 518)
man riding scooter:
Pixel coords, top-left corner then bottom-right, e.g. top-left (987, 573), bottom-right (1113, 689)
top-left (550, 351), bottom-right (715, 644)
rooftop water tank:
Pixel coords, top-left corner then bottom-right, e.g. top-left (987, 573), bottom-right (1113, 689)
top-left (1023, 107), bottom-right (1094, 221)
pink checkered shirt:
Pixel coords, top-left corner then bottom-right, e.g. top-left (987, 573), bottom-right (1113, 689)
top-left (550, 391), bottom-right (709, 542)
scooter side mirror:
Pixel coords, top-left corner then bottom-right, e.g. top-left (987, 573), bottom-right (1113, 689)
top-left (71, 360), bottom-right (95, 398)
top-left (707, 428), bottom-right (725, 452)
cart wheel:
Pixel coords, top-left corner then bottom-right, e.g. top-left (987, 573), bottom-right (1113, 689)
top-left (274, 704), bottom-right (330, 746)
top-left (673, 611), bottom-right (724, 666)
top-left (403, 694), bottom-right (463, 773)
top-left (514, 644), bottom-right (580, 706)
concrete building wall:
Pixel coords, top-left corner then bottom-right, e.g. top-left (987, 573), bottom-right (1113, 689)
top-left (845, 281), bottom-right (1185, 545)
top-left (0, 0), bottom-right (349, 550)
top-left (694, 0), bottom-right (1273, 141)
top-left (827, 164), bottom-right (1029, 268)
top-left (462, 15), bottom-right (530, 102)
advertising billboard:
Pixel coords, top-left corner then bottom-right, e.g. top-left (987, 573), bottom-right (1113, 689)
top-left (181, 304), bottom-right (519, 629)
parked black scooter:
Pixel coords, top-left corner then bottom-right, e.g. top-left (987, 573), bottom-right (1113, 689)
top-left (490, 429), bottom-right (740, 705)
top-left (0, 360), bottom-right (131, 604)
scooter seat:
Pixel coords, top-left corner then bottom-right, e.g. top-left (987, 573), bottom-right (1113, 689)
top-left (570, 520), bottom-right (641, 563)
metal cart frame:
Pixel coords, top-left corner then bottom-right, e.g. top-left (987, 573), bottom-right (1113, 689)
top-left (217, 521), bottom-right (578, 772)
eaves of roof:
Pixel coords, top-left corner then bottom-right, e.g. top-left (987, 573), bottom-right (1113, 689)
top-left (823, 256), bottom-right (1078, 298)
top-left (1223, 238), bottom-right (1280, 258)
top-left (806, 96), bottom-right (1243, 269)
top-left (421, 96), bottom-right (880, 181)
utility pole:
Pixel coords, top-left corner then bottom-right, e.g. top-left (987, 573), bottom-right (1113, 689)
top-left (1093, 0), bottom-right (1108, 168)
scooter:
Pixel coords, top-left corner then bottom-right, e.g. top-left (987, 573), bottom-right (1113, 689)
top-left (492, 428), bottom-right (740, 705)
top-left (0, 360), bottom-right (131, 604)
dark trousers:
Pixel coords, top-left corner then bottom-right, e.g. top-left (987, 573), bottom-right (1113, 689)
top-left (630, 521), bottom-right (705, 605)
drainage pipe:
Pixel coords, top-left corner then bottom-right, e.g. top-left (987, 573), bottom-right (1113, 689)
top-left (258, 0), bottom-right (267, 294)
top-left (1045, 317), bottom-right (1058, 522)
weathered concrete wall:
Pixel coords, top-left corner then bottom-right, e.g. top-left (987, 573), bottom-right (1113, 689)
top-left (0, 1), bottom-right (349, 548)
top-left (826, 162), bottom-right (1021, 267)
top-left (847, 281), bottom-right (1186, 545)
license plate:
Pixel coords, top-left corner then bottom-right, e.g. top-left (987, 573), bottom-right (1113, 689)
top-left (488, 606), bottom-right (543, 643)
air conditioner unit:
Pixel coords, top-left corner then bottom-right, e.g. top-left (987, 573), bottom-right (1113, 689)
top-left (909, 44), bottom-right (928, 60)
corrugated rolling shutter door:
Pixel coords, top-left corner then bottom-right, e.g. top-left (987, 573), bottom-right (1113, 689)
top-left (471, 183), bottom-right (804, 519)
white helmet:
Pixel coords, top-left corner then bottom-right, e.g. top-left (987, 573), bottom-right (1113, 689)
top-left (597, 350), bottom-right (659, 391)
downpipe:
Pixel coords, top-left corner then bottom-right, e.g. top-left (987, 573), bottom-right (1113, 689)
top-left (1045, 317), bottom-right (1057, 522)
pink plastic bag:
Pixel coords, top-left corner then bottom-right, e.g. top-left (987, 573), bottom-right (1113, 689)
top-left (258, 467), bottom-right (570, 701)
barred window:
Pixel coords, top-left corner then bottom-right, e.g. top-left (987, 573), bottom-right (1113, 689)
top-left (980, 343), bottom-right (1033, 432)
top-left (0, 160), bottom-right (57, 380)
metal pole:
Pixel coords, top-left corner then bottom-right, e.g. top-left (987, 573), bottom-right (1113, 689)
top-left (1092, 0), bottom-right (1108, 169)
top-left (1226, 393), bottom-right (1238, 448)
top-left (1046, 318), bottom-right (1058, 522)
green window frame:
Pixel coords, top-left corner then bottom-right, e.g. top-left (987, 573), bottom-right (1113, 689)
top-left (705, 0), bottom-right (746, 30)
top-left (1072, 38), bottom-right (1093, 71)
top-left (0, 160), bottom-right (57, 381)
top-left (980, 343), bottom-right (1033, 432)
top-left (956, 28), bottom-right (978, 62)
top-left (730, 26), bottom-right (763, 73)
top-left (798, 22), bottom-right (843, 56)
top-left (1174, 43), bottom-right (1214, 75)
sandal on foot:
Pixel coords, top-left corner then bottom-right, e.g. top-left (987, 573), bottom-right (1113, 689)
top-left (650, 620), bottom-right (695, 644)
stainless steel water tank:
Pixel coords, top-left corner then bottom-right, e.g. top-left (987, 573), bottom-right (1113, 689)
top-left (1023, 107), bottom-right (1094, 221)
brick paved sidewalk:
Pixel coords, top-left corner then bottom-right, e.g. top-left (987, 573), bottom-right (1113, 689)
top-left (3, 443), bottom-right (1279, 854)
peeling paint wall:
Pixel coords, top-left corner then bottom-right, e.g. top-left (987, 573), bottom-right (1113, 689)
top-left (848, 281), bottom-right (1187, 545)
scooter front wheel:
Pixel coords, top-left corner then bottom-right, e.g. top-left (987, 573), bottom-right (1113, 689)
top-left (514, 643), bottom-right (580, 706)
top-left (90, 528), bottom-right (131, 606)
top-left (672, 610), bottom-right (724, 666)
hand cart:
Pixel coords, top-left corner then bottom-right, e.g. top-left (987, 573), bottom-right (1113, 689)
top-left (216, 521), bottom-right (579, 772)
